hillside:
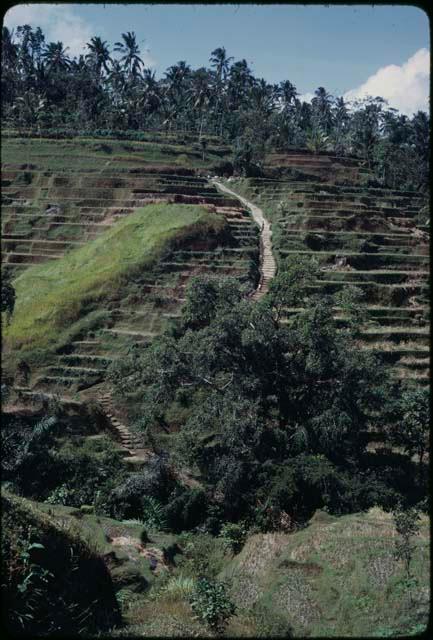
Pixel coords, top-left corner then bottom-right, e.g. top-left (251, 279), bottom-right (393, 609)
top-left (2, 136), bottom-right (260, 400)
top-left (4, 499), bottom-right (426, 637)
top-left (220, 507), bottom-right (429, 637)
top-left (5, 203), bottom-right (225, 350)
top-left (1, 136), bottom-right (429, 638)
top-left (221, 151), bottom-right (429, 387)
top-left (3, 138), bottom-right (429, 401)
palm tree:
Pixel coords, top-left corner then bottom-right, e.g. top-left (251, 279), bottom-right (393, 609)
top-left (279, 80), bottom-right (298, 111)
top-left (188, 67), bottom-right (212, 137)
top-left (114, 31), bottom-right (144, 79)
top-left (409, 110), bottom-right (429, 190)
top-left (2, 26), bottom-right (18, 68)
top-left (209, 46), bottom-right (233, 83)
top-left (1, 27), bottom-right (19, 107)
top-left (410, 111), bottom-right (429, 159)
top-left (227, 59), bottom-right (254, 111)
top-left (164, 60), bottom-right (191, 105)
top-left (12, 90), bottom-right (47, 130)
top-left (141, 68), bottom-right (161, 115)
top-left (86, 36), bottom-right (112, 78)
top-left (107, 59), bottom-right (127, 106)
top-left (209, 48), bottom-right (233, 139)
top-left (331, 96), bottom-right (350, 154)
top-left (349, 99), bottom-right (384, 167)
top-left (163, 61), bottom-right (191, 114)
top-left (250, 78), bottom-right (276, 117)
top-left (312, 86), bottom-right (333, 133)
top-left (42, 42), bottom-right (71, 73)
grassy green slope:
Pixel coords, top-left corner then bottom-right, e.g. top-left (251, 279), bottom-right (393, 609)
top-left (5, 203), bottom-right (223, 350)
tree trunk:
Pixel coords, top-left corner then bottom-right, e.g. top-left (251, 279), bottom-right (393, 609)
top-left (199, 112), bottom-right (205, 138)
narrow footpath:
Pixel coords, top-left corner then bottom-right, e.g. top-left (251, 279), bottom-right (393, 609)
top-left (212, 179), bottom-right (277, 299)
top-left (98, 391), bottom-right (155, 467)
top-left (98, 180), bottom-right (277, 457)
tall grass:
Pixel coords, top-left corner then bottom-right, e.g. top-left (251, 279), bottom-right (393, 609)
top-left (162, 575), bottom-right (196, 601)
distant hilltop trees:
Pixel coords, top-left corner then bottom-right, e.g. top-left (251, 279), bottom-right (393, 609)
top-left (1, 26), bottom-right (429, 191)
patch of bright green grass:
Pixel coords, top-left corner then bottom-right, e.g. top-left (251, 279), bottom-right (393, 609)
top-left (5, 203), bottom-right (224, 350)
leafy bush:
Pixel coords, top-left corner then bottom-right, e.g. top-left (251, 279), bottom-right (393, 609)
top-left (393, 506), bottom-right (421, 582)
top-left (233, 137), bottom-right (264, 177)
top-left (250, 602), bottom-right (293, 637)
top-left (45, 437), bottom-right (126, 508)
top-left (107, 458), bottom-right (175, 521)
top-left (389, 388), bottom-right (429, 468)
top-left (211, 160), bottom-right (234, 177)
top-left (189, 577), bottom-right (236, 634)
top-left (176, 533), bottom-right (226, 579)
top-left (219, 522), bottom-right (247, 554)
top-left (45, 484), bottom-right (73, 506)
top-left (165, 487), bottom-right (208, 533)
top-left (141, 496), bottom-right (168, 531)
top-left (2, 415), bottom-right (59, 498)
top-left (1, 267), bottom-right (16, 321)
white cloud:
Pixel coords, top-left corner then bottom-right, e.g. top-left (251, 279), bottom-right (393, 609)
top-left (4, 3), bottom-right (156, 66)
top-left (4, 3), bottom-right (94, 57)
top-left (298, 92), bottom-right (315, 104)
top-left (344, 49), bottom-right (430, 116)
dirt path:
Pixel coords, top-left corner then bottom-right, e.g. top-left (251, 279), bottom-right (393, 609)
top-left (212, 180), bottom-right (277, 299)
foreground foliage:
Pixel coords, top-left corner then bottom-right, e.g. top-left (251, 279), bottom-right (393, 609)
top-left (1, 493), bottom-right (120, 635)
top-left (189, 578), bottom-right (236, 634)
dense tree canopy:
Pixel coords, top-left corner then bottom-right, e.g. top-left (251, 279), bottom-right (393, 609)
top-left (108, 259), bottom-right (427, 527)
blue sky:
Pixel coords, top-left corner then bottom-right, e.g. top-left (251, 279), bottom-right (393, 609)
top-left (4, 3), bottom-right (430, 114)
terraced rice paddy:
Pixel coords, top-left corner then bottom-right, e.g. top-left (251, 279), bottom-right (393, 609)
top-left (3, 142), bottom-right (429, 399)
top-left (225, 151), bottom-right (429, 386)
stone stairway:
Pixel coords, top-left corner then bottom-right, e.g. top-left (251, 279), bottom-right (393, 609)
top-left (98, 391), bottom-right (155, 468)
top-left (212, 180), bottom-right (276, 299)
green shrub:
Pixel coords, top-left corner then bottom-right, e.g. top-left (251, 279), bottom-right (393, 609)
top-left (2, 415), bottom-right (60, 499)
top-left (46, 438), bottom-right (125, 508)
top-left (189, 577), bottom-right (236, 634)
top-left (165, 487), bottom-right (207, 533)
top-left (219, 522), bottom-right (247, 554)
top-left (45, 484), bottom-right (73, 506)
top-left (107, 459), bottom-right (175, 521)
top-left (141, 496), bottom-right (168, 531)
